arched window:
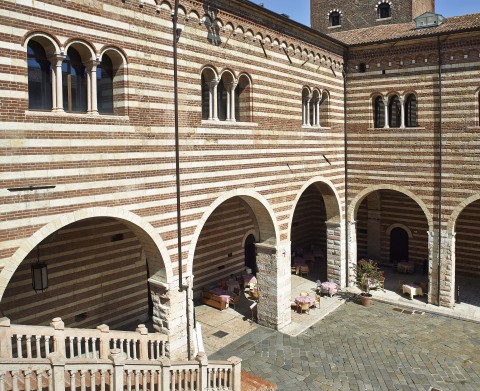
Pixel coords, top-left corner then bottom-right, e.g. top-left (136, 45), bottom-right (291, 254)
top-left (201, 67), bottom-right (218, 121)
top-left (388, 95), bottom-right (401, 128)
top-left (373, 96), bottom-right (385, 128)
top-left (217, 78), bottom-right (227, 121)
top-left (319, 90), bottom-right (329, 126)
top-left (62, 47), bottom-right (87, 112)
top-left (302, 88), bottom-right (311, 126)
top-left (235, 74), bottom-right (252, 122)
top-left (27, 40), bottom-right (52, 110)
top-left (378, 3), bottom-right (391, 19)
top-left (329, 11), bottom-right (341, 27)
top-left (405, 94), bottom-right (417, 127)
top-left (97, 54), bottom-right (114, 114)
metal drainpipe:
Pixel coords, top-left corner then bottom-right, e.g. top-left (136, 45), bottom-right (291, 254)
top-left (172, 0), bottom-right (191, 358)
top-left (343, 48), bottom-right (349, 287)
top-left (436, 36), bottom-right (443, 307)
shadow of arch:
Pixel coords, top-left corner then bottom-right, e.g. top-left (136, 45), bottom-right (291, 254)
top-left (185, 189), bottom-right (279, 277)
top-left (447, 193), bottom-right (480, 235)
top-left (0, 207), bottom-right (173, 301)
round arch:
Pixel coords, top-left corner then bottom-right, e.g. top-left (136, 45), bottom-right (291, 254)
top-left (287, 176), bottom-right (343, 242)
top-left (185, 189), bottom-right (279, 277)
top-left (386, 223), bottom-right (413, 239)
top-left (447, 193), bottom-right (480, 235)
top-left (348, 184), bottom-right (434, 232)
top-left (0, 206), bottom-right (173, 300)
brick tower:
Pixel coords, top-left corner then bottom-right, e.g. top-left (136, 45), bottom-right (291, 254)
top-left (311, 0), bottom-right (435, 34)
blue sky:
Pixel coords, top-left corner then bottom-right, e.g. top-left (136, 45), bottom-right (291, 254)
top-left (251, 1), bottom-right (480, 26)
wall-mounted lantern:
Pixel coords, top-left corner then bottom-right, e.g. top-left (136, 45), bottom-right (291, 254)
top-left (31, 245), bottom-right (48, 292)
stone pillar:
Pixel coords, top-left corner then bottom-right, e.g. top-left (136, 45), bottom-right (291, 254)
top-left (210, 80), bottom-right (219, 120)
top-left (255, 241), bottom-right (291, 330)
top-left (325, 221), bottom-right (345, 287)
top-left (367, 209), bottom-right (381, 260)
top-left (316, 98), bottom-right (320, 126)
top-left (148, 278), bottom-right (190, 360)
top-left (428, 230), bottom-right (456, 307)
top-left (383, 97), bottom-right (389, 129)
top-left (306, 96), bottom-right (311, 126)
top-left (51, 55), bottom-right (65, 112)
top-left (400, 96), bottom-right (405, 129)
top-left (86, 60), bottom-right (100, 114)
top-left (347, 220), bottom-right (357, 287)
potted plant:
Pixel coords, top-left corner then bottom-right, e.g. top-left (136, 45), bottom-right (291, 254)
top-left (354, 258), bottom-right (383, 306)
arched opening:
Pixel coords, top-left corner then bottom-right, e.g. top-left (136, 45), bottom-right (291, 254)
top-left (454, 199), bottom-right (480, 306)
top-left (378, 3), bottom-right (391, 19)
top-left (319, 90), bottom-right (329, 126)
top-left (218, 71), bottom-right (235, 121)
top-left (0, 217), bottom-right (168, 330)
top-left (373, 96), bottom-right (385, 128)
top-left (388, 95), bottom-right (401, 128)
top-left (27, 39), bottom-right (52, 110)
top-left (235, 74), bottom-right (252, 122)
top-left (62, 46), bottom-right (88, 112)
top-left (405, 93), bottom-right (417, 127)
top-left (390, 227), bottom-right (409, 262)
top-left (290, 181), bottom-right (341, 284)
top-left (97, 53), bottom-right (114, 114)
top-left (302, 87), bottom-right (311, 126)
top-left (244, 234), bottom-right (256, 275)
top-left (200, 67), bottom-right (217, 120)
top-left (329, 11), bottom-right (341, 27)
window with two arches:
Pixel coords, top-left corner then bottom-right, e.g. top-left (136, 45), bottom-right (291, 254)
top-left (302, 87), bottom-right (329, 127)
top-left (373, 93), bottom-right (417, 128)
top-left (27, 36), bottom-right (126, 115)
top-left (201, 68), bottom-right (252, 122)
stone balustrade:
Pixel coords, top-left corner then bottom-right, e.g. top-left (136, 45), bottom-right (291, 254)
top-left (0, 318), bottom-right (241, 391)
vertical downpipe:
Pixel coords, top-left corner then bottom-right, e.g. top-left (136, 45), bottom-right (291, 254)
top-left (343, 48), bottom-right (349, 287)
top-left (436, 36), bottom-right (443, 307)
top-left (172, 0), bottom-right (191, 358)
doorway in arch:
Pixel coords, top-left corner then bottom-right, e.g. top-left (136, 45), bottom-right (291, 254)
top-left (244, 234), bottom-right (256, 275)
top-left (390, 227), bottom-right (409, 262)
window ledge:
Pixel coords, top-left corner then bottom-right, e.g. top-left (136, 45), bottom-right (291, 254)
top-left (302, 125), bottom-right (331, 130)
top-left (328, 25), bottom-right (342, 29)
top-left (201, 120), bottom-right (258, 127)
top-left (376, 17), bottom-right (392, 22)
top-left (368, 126), bottom-right (425, 130)
top-left (25, 110), bottom-right (129, 120)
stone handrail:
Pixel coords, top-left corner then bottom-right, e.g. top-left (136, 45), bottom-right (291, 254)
top-left (0, 350), bottom-right (242, 391)
top-left (0, 317), bottom-right (168, 361)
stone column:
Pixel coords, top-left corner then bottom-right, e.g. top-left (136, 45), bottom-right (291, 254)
top-left (367, 209), bottom-right (381, 260)
top-left (51, 55), bottom-right (65, 112)
top-left (148, 278), bottom-right (190, 360)
top-left (325, 221), bottom-right (345, 287)
top-left (208, 80), bottom-right (219, 120)
top-left (383, 97), bottom-right (389, 129)
top-left (316, 98), bottom-right (320, 126)
top-left (400, 96), bottom-right (405, 128)
top-left (255, 241), bottom-right (291, 330)
top-left (229, 82), bottom-right (237, 121)
top-left (428, 230), bottom-right (456, 307)
top-left (86, 60), bottom-right (100, 114)
top-left (306, 96), bottom-right (311, 126)
top-left (347, 220), bottom-right (358, 287)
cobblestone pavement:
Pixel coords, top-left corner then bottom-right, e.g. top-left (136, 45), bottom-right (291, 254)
top-left (211, 300), bottom-right (480, 391)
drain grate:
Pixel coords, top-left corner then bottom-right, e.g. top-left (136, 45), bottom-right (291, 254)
top-left (393, 307), bottom-right (424, 315)
top-left (212, 330), bottom-right (229, 338)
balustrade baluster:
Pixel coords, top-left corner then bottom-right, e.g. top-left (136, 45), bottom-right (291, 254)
top-left (92, 338), bottom-right (98, 359)
top-left (134, 370), bottom-right (140, 391)
top-left (69, 337), bottom-right (74, 359)
top-left (156, 370), bottom-right (161, 391)
top-left (45, 336), bottom-right (51, 356)
top-left (12, 371), bottom-right (19, 391)
top-left (89, 370), bottom-right (95, 391)
top-left (149, 341), bottom-right (153, 360)
top-left (76, 337), bottom-right (82, 358)
top-left (126, 370), bottom-right (132, 391)
top-left (16, 335), bottom-right (23, 358)
top-left (142, 371), bottom-right (146, 391)
top-left (36, 370), bottom-right (43, 391)
top-left (69, 370), bottom-right (76, 391)
top-left (80, 370), bottom-right (86, 391)
top-left (26, 336), bottom-right (32, 358)
top-left (149, 370), bottom-right (154, 391)
top-left (0, 371), bottom-right (5, 391)
top-left (24, 369), bottom-right (31, 391)
top-left (36, 336), bottom-right (42, 359)
top-left (100, 370), bottom-right (106, 391)
top-left (47, 369), bottom-right (53, 391)
top-left (170, 370), bottom-right (175, 391)
top-left (124, 339), bottom-right (129, 359)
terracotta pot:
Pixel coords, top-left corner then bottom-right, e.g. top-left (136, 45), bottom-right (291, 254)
top-left (359, 293), bottom-right (372, 307)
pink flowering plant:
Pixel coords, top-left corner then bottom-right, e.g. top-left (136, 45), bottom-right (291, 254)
top-left (354, 258), bottom-right (383, 295)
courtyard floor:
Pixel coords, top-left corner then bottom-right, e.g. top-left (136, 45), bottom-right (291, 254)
top-left (209, 299), bottom-right (480, 391)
